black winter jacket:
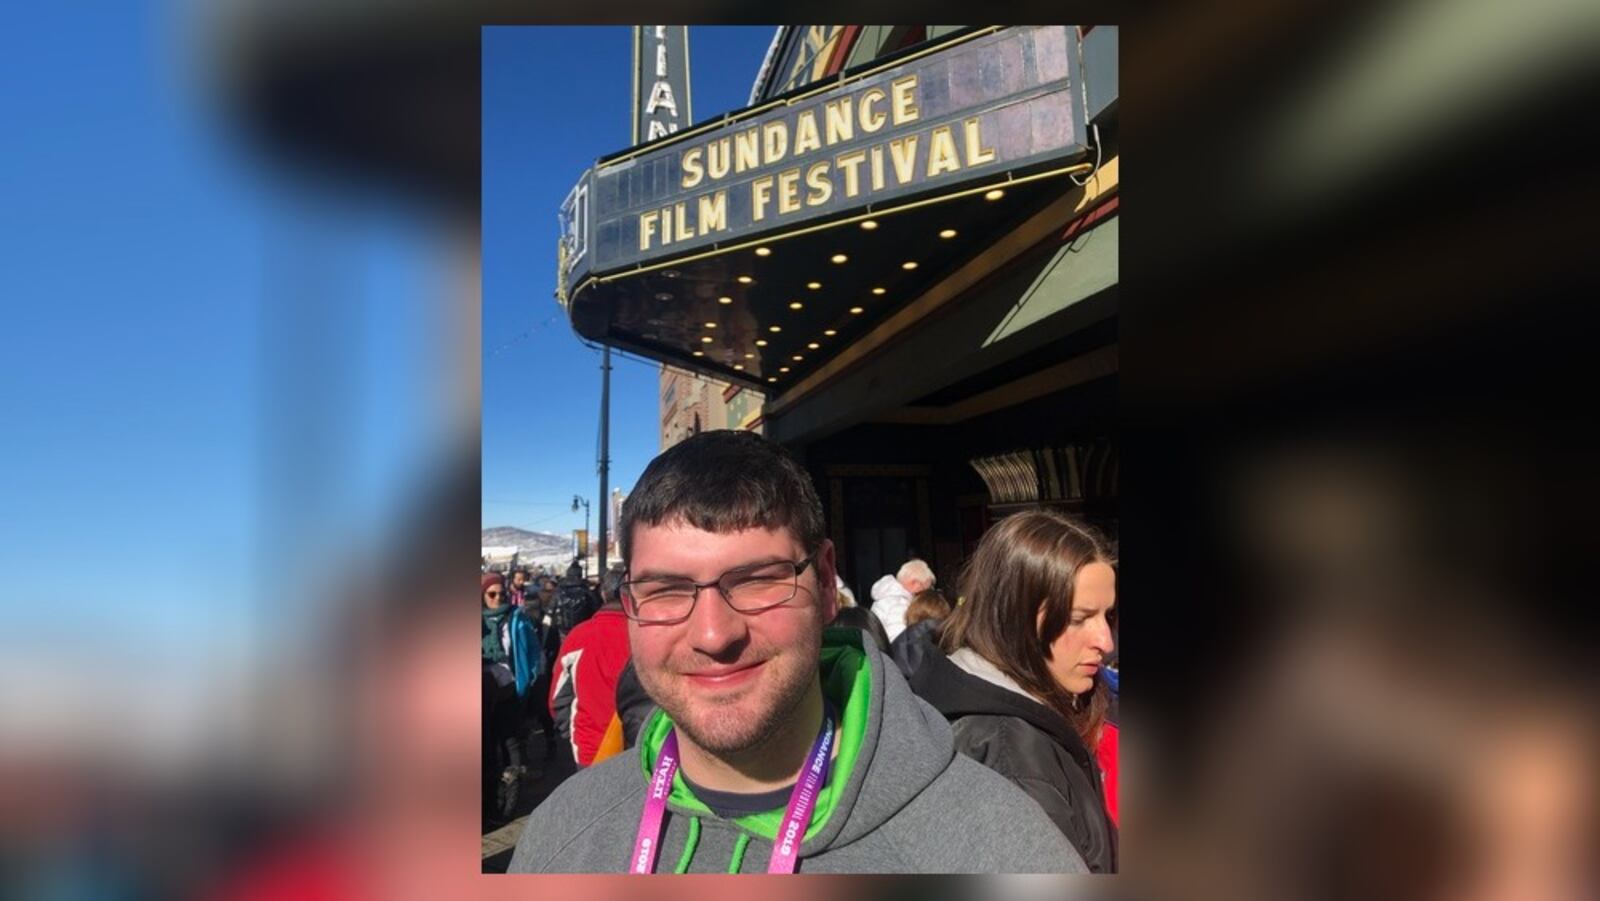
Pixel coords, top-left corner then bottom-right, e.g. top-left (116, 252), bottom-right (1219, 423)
top-left (892, 626), bottom-right (1118, 873)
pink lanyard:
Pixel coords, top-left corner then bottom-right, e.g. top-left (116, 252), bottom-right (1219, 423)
top-left (631, 711), bottom-right (836, 874)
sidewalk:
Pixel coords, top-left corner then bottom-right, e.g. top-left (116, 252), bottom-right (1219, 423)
top-left (481, 814), bottom-right (529, 871)
top-left (482, 726), bottom-right (577, 872)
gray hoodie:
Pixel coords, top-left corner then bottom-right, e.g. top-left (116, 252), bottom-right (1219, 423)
top-left (507, 628), bottom-right (1086, 873)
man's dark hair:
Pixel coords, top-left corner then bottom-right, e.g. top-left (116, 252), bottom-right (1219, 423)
top-left (619, 430), bottom-right (825, 568)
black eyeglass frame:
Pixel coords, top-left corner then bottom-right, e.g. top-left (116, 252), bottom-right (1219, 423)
top-left (620, 555), bottom-right (818, 625)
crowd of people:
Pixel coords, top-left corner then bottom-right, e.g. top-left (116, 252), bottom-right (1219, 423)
top-left (484, 430), bottom-right (1119, 873)
top-left (480, 560), bottom-right (607, 819)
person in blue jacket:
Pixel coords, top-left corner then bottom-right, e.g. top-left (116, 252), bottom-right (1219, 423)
top-left (483, 572), bottom-right (544, 820)
top-left (483, 572), bottom-right (542, 695)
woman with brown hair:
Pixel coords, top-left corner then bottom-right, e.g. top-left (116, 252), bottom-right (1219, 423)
top-left (894, 509), bottom-right (1118, 872)
top-left (887, 588), bottom-right (954, 660)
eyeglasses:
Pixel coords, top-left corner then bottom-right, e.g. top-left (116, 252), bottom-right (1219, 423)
top-left (621, 556), bottom-right (817, 625)
top-left (485, 590), bottom-right (502, 598)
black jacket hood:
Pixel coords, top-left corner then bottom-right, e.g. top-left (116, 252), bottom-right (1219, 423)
top-left (892, 625), bottom-right (1094, 774)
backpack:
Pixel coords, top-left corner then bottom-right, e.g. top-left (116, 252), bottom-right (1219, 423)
top-left (551, 581), bottom-right (598, 634)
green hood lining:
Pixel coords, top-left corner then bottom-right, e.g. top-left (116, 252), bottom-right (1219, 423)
top-left (638, 627), bottom-right (872, 853)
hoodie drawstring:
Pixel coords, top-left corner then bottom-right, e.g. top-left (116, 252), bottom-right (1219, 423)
top-left (671, 816), bottom-right (701, 874)
top-left (726, 832), bottom-right (751, 873)
top-left (664, 818), bottom-right (756, 874)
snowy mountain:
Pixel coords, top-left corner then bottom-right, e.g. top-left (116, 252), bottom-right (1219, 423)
top-left (481, 526), bottom-right (571, 560)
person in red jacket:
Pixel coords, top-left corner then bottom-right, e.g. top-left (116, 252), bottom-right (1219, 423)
top-left (1096, 657), bottom-right (1119, 826)
top-left (547, 566), bottom-right (633, 766)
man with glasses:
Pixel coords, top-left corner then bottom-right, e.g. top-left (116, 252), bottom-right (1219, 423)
top-left (509, 431), bottom-right (1083, 873)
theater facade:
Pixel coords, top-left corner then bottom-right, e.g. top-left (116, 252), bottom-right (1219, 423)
top-left (560, 25), bottom-right (1118, 598)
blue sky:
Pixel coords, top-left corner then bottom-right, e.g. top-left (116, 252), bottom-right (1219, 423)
top-left (481, 27), bottom-right (776, 537)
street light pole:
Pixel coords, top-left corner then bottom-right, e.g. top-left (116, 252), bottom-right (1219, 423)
top-left (571, 494), bottom-right (590, 574)
top-left (598, 347), bottom-right (611, 574)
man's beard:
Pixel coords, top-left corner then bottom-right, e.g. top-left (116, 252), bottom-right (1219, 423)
top-left (641, 631), bottom-right (823, 756)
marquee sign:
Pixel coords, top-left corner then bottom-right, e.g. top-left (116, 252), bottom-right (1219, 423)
top-left (560, 26), bottom-right (1089, 296)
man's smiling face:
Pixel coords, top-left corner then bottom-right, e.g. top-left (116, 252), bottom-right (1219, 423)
top-left (625, 520), bottom-right (837, 756)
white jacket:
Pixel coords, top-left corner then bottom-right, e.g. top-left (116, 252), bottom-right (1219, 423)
top-left (869, 574), bottom-right (914, 643)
